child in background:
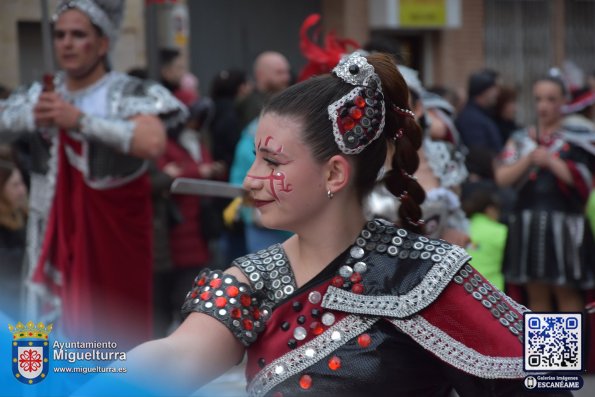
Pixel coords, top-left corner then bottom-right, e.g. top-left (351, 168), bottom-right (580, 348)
top-left (463, 186), bottom-right (507, 290)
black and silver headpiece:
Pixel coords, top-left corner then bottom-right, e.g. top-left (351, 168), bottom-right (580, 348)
top-left (328, 52), bottom-right (386, 155)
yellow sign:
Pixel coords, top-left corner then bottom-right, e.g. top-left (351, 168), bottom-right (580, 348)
top-left (400, 0), bottom-right (446, 27)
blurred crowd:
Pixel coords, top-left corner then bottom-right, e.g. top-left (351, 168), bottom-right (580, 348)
top-left (1, 28), bottom-right (594, 340)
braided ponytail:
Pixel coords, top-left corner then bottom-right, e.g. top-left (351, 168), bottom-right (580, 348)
top-left (366, 54), bottom-right (425, 234)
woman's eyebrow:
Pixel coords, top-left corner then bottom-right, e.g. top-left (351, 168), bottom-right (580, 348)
top-left (258, 147), bottom-right (288, 158)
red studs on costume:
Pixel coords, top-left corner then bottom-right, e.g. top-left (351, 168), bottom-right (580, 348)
top-left (252, 308), bottom-right (261, 320)
top-left (328, 356), bottom-right (342, 371)
top-left (351, 283), bottom-right (364, 294)
top-left (226, 285), bottom-right (239, 297)
top-left (310, 321), bottom-right (324, 335)
top-left (349, 107), bottom-right (363, 120)
top-left (354, 95), bottom-right (366, 108)
top-left (357, 333), bottom-right (371, 348)
top-left (331, 276), bottom-right (344, 288)
top-left (349, 272), bottom-right (362, 284)
top-left (215, 297), bottom-right (227, 308)
top-left (240, 294), bottom-right (252, 307)
top-left (243, 319), bottom-right (254, 331)
top-left (200, 291), bottom-right (211, 301)
top-left (299, 374), bottom-right (312, 390)
top-left (196, 277), bottom-right (206, 286)
top-left (209, 278), bottom-right (222, 288)
top-left (342, 117), bottom-right (355, 131)
top-left (230, 307), bottom-right (241, 319)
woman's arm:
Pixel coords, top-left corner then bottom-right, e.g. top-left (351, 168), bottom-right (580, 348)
top-left (125, 311), bottom-right (245, 393)
top-left (495, 146), bottom-right (533, 187)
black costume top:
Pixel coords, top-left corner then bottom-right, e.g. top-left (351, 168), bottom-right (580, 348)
top-left (183, 219), bottom-right (566, 396)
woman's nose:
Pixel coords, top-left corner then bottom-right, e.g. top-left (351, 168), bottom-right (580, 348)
top-left (242, 172), bottom-right (263, 191)
top-left (242, 161), bottom-right (260, 190)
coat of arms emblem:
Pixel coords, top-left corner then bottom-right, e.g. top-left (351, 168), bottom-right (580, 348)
top-left (8, 321), bottom-right (53, 385)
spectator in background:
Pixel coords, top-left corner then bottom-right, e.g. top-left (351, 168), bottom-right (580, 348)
top-left (427, 85), bottom-right (465, 115)
top-left (495, 75), bottom-right (594, 312)
top-left (159, 47), bottom-right (186, 94)
top-left (237, 51), bottom-right (290, 129)
top-left (456, 69), bottom-right (503, 154)
top-left (158, 94), bottom-right (226, 332)
top-left (494, 85), bottom-right (520, 144)
top-left (462, 185), bottom-right (507, 290)
top-left (0, 148), bottom-right (28, 320)
top-left (208, 69), bottom-right (251, 265)
top-left (209, 69), bottom-right (251, 172)
top-left (127, 66), bottom-right (177, 337)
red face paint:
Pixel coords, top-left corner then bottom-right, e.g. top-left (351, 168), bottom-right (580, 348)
top-left (248, 136), bottom-right (292, 200)
top-left (247, 170), bottom-right (293, 201)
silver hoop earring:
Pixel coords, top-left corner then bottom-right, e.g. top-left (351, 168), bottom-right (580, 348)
top-left (327, 189), bottom-right (334, 199)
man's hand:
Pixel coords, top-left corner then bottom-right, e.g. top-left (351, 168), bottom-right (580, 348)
top-left (34, 92), bottom-right (82, 130)
top-left (163, 162), bottom-right (183, 178)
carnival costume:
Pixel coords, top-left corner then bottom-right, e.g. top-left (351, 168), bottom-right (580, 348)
top-left (501, 127), bottom-right (595, 288)
top-left (0, 0), bottom-right (186, 344)
top-left (182, 54), bottom-right (534, 396)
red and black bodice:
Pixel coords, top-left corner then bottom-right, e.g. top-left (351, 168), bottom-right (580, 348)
top-left (182, 219), bottom-right (548, 397)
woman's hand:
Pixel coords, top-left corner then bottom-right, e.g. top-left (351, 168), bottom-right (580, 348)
top-left (530, 146), bottom-right (552, 169)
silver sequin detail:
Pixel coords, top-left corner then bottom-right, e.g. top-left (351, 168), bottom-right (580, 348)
top-left (233, 244), bottom-right (298, 306)
top-left (247, 316), bottom-right (378, 397)
top-left (323, 245), bottom-right (471, 318)
top-left (354, 262), bottom-right (368, 273)
top-left (322, 312), bottom-right (336, 326)
top-left (308, 291), bottom-right (322, 305)
top-left (389, 316), bottom-right (526, 379)
top-left (339, 266), bottom-right (354, 278)
top-left (350, 246), bottom-right (365, 259)
top-left (293, 326), bottom-right (307, 341)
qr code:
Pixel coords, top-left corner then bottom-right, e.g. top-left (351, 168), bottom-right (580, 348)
top-left (524, 313), bottom-right (582, 371)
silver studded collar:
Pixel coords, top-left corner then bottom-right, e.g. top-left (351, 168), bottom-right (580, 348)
top-left (322, 218), bottom-right (471, 318)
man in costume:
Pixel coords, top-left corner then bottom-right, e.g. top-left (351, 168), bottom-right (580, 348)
top-left (0, 0), bottom-right (186, 347)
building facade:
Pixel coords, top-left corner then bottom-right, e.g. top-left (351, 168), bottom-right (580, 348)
top-left (1, 0), bottom-right (593, 124)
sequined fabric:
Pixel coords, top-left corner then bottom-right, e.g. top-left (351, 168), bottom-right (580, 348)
top-left (181, 269), bottom-right (268, 346)
top-left (182, 219), bottom-right (536, 396)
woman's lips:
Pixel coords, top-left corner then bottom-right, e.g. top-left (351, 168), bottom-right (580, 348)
top-left (253, 199), bottom-right (274, 208)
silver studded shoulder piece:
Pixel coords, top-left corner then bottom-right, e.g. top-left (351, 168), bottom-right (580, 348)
top-left (322, 218), bottom-right (471, 318)
top-left (181, 268), bottom-right (268, 347)
top-left (107, 72), bottom-right (188, 132)
top-left (232, 244), bottom-right (298, 306)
